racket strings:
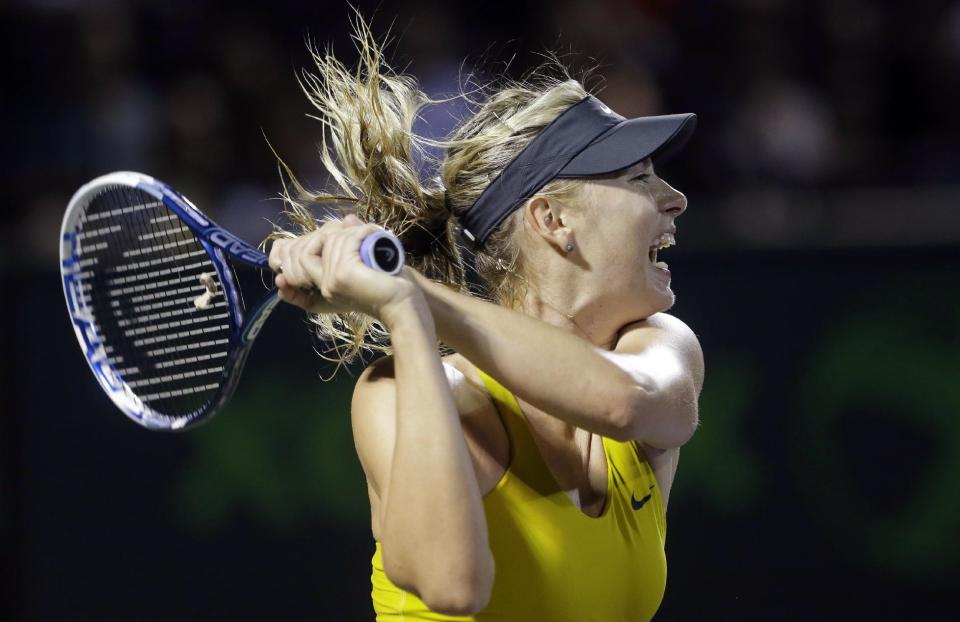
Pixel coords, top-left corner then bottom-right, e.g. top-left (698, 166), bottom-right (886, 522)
top-left (75, 186), bottom-right (236, 421)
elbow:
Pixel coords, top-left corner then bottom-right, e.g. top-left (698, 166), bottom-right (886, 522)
top-left (423, 584), bottom-right (492, 617)
top-left (608, 385), bottom-right (650, 442)
top-left (384, 545), bottom-right (495, 616)
top-left (421, 550), bottom-right (495, 616)
top-left (664, 408), bottom-right (699, 448)
top-left (424, 595), bottom-right (488, 617)
top-left (610, 386), bottom-right (699, 448)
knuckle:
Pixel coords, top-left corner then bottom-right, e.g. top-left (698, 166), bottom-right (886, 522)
top-left (297, 258), bottom-right (315, 282)
top-left (360, 224), bottom-right (382, 237)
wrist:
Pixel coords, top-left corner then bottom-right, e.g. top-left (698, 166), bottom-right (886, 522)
top-left (379, 288), bottom-right (433, 332)
top-left (393, 266), bottom-right (465, 345)
top-left (404, 265), bottom-right (449, 299)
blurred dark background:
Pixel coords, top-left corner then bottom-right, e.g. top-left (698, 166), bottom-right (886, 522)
top-left (2, 0), bottom-right (959, 620)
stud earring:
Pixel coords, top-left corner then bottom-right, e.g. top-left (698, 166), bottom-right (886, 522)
top-left (566, 242), bottom-right (575, 253)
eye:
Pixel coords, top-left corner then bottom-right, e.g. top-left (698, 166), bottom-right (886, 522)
top-left (630, 173), bottom-right (650, 183)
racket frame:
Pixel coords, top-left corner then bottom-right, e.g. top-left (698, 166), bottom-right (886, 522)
top-left (61, 171), bottom-right (280, 431)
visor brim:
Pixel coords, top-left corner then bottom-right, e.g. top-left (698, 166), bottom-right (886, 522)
top-left (557, 112), bottom-right (697, 177)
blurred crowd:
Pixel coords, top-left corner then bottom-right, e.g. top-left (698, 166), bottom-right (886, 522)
top-left (3, 0), bottom-right (959, 268)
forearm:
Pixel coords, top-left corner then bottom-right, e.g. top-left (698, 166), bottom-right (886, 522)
top-left (412, 273), bottom-right (638, 438)
top-left (379, 297), bottom-right (494, 604)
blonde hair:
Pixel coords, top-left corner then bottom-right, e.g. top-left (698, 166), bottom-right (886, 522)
top-left (267, 14), bottom-right (593, 367)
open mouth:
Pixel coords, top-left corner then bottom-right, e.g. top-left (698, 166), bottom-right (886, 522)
top-left (648, 233), bottom-right (675, 270)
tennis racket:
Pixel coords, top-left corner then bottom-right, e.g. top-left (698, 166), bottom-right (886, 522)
top-left (60, 171), bottom-right (404, 432)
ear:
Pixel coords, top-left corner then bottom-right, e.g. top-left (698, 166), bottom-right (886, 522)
top-left (523, 196), bottom-right (572, 254)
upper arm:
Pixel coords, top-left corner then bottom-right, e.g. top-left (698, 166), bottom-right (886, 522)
top-left (351, 355), bottom-right (400, 522)
top-left (350, 354), bottom-right (488, 532)
top-left (605, 312), bottom-right (705, 449)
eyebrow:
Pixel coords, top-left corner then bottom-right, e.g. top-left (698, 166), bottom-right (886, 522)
top-left (588, 160), bottom-right (654, 182)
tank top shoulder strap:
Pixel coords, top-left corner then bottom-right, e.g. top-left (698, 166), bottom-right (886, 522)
top-left (476, 368), bottom-right (562, 495)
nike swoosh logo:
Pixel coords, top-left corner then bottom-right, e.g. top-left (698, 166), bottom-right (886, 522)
top-left (631, 485), bottom-right (656, 510)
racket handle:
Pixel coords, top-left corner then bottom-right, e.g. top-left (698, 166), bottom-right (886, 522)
top-left (360, 230), bottom-right (405, 275)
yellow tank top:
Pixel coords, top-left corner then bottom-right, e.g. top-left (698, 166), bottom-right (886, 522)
top-left (370, 368), bottom-right (668, 621)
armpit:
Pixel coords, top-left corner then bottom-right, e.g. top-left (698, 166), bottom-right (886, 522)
top-left (442, 356), bottom-right (494, 417)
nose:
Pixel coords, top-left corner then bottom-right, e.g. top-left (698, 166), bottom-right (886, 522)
top-left (657, 178), bottom-right (687, 217)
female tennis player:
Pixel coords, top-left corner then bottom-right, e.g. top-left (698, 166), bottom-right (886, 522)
top-left (267, 18), bottom-right (704, 621)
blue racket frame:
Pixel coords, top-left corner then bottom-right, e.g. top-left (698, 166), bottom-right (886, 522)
top-left (61, 171), bottom-right (403, 431)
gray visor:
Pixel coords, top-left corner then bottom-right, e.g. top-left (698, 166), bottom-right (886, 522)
top-left (459, 95), bottom-right (696, 249)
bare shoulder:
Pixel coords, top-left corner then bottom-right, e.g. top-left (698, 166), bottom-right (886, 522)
top-left (617, 312), bottom-right (702, 347)
top-left (615, 312), bottom-right (704, 394)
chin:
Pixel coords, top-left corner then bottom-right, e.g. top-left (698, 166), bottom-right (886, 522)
top-left (657, 298), bottom-right (676, 315)
top-left (606, 273), bottom-right (673, 320)
top-left (655, 289), bottom-right (676, 312)
top-left (618, 293), bottom-right (672, 323)
top-left (639, 285), bottom-right (675, 318)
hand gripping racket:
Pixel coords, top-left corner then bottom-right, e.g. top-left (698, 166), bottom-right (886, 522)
top-left (60, 171), bottom-right (404, 431)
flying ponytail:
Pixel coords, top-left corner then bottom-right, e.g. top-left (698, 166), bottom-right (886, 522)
top-left (266, 14), bottom-right (466, 367)
top-left (267, 13), bottom-right (594, 368)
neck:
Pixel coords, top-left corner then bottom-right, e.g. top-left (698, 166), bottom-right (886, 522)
top-left (516, 288), bottom-right (620, 351)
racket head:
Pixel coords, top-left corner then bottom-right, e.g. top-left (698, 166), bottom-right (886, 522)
top-left (60, 171), bottom-right (261, 431)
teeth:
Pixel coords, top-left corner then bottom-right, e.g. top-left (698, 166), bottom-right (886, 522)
top-left (654, 261), bottom-right (669, 270)
top-left (647, 233), bottom-right (677, 264)
top-left (650, 233), bottom-right (676, 251)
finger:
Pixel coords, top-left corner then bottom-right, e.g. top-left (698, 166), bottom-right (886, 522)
top-left (298, 221), bottom-right (343, 275)
top-left (343, 223), bottom-right (388, 261)
top-left (268, 239), bottom-right (286, 273)
top-left (292, 231), bottom-right (326, 292)
top-left (322, 223), bottom-right (371, 295)
top-left (302, 216), bottom-right (356, 262)
top-left (301, 227), bottom-right (330, 263)
top-left (281, 238), bottom-right (310, 289)
top-left (274, 272), bottom-right (311, 294)
top-left (288, 232), bottom-right (325, 290)
top-left (277, 282), bottom-right (315, 310)
top-left (324, 224), bottom-right (385, 283)
top-left (274, 239), bottom-right (290, 282)
top-left (319, 224), bottom-right (384, 299)
top-left (289, 286), bottom-right (316, 309)
top-left (318, 226), bottom-right (346, 299)
top-left (327, 222), bottom-right (379, 273)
